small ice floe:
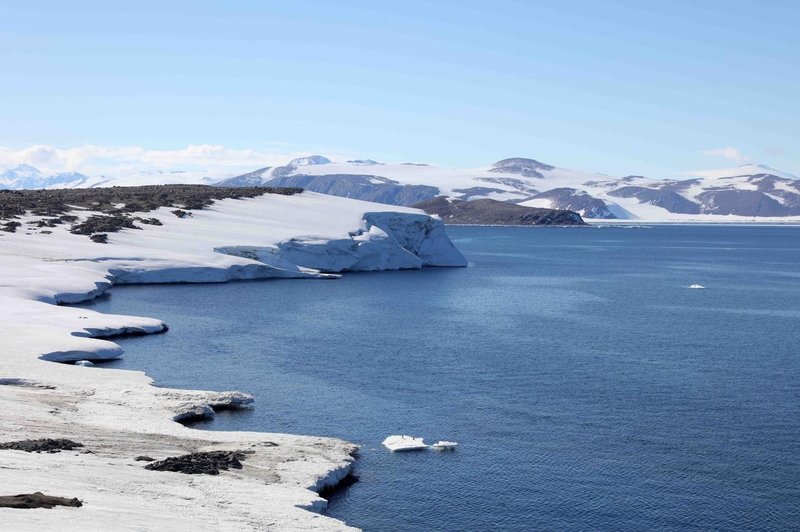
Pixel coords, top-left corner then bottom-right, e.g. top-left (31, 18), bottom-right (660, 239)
top-left (74, 360), bottom-right (95, 367)
top-left (382, 435), bottom-right (428, 452)
top-left (431, 441), bottom-right (458, 451)
top-left (689, 284), bottom-right (706, 289)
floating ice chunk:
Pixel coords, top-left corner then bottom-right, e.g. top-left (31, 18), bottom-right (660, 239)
top-left (382, 435), bottom-right (428, 452)
top-left (431, 441), bottom-right (458, 451)
top-left (689, 284), bottom-right (706, 289)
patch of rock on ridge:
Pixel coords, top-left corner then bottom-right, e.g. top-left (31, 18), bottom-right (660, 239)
top-left (0, 438), bottom-right (84, 453)
top-left (0, 492), bottom-right (83, 509)
top-left (144, 450), bottom-right (255, 475)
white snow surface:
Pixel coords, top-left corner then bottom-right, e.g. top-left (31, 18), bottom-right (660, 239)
top-left (381, 435), bottom-right (428, 452)
top-left (0, 191), bottom-right (466, 531)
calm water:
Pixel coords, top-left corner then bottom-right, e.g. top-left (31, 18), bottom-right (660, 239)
top-left (77, 225), bottom-right (800, 531)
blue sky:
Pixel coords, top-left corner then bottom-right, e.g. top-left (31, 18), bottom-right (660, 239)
top-left (0, 0), bottom-right (798, 177)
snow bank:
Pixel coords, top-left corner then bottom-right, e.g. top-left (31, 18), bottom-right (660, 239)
top-left (0, 191), bottom-right (466, 531)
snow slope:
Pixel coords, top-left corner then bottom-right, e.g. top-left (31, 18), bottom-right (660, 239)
top-left (0, 192), bottom-right (465, 531)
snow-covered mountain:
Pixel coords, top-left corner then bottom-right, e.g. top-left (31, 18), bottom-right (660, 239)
top-left (0, 164), bottom-right (95, 189)
top-left (0, 164), bottom-right (217, 189)
top-left (5, 158), bottom-right (800, 222)
top-left (216, 157), bottom-right (800, 221)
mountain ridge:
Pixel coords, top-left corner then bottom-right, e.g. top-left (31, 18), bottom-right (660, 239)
top-left (5, 156), bottom-right (800, 221)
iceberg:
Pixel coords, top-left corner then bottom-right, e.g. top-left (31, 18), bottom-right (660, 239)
top-left (382, 435), bottom-right (429, 452)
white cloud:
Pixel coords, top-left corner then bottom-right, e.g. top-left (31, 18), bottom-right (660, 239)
top-left (0, 144), bottom-right (352, 180)
top-left (701, 147), bottom-right (750, 164)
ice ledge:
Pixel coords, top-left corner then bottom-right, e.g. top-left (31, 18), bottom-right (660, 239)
top-left (363, 211), bottom-right (468, 268)
top-left (214, 211), bottom-right (467, 274)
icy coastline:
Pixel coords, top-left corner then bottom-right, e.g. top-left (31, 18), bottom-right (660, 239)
top-left (0, 192), bottom-right (466, 531)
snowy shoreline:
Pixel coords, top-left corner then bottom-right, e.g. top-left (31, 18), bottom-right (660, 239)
top-left (0, 192), bottom-right (466, 530)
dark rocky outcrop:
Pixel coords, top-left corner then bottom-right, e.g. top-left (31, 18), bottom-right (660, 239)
top-left (413, 196), bottom-right (586, 225)
top-left (144, 450), bottom-right (253, 475)
top-left (0, 438), bottom-right (84, 453)
top-left (70, 214), bottom-right (140, 235)
top-left (0, 492), bottom-right (83, 509)
top-left (0, 185), bottom-right (301, 221)
top-left (1, 220), bottom-right (21, 232)
top-left (134, 456), bottom-right (155, 462)
top-left (0, 185), bottom-right (302, 242)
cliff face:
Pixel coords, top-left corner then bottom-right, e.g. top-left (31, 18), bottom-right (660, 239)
top-left (413, 196), bottom-right (587, 226)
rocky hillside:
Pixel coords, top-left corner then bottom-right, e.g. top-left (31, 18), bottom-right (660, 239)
top-left (414, 197), bottom-right (586, 225)
top-left (0, 185), bottom-right (301, 240)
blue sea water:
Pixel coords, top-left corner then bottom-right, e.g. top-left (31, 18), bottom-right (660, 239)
top-left (77, 225), bottom-right (800, 531)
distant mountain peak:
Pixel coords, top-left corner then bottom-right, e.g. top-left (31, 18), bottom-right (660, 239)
top-left (347, 159), bottom-right (381, 166)
top-left (1, 164), bottom-right (42, 179)
top-left (12, 163), bottom-right (41, 173)
top-left (490, 157), bottom-right (555, 178)
top-left (691, 164), bottom-right (798, 181)
top-left (288, 155), bottom-right (331, 166)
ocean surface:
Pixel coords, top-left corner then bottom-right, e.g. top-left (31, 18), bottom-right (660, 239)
top-left (77, 225), bottom-right (800, 531)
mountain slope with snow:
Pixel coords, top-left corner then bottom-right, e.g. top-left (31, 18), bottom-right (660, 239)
top-left (5, 157), bottom-right (800, 222)
top-left (217, 157), bottom-right (800, 222)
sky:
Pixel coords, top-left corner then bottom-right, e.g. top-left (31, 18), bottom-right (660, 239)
top-left (0, 0), bottom-right (798, 178)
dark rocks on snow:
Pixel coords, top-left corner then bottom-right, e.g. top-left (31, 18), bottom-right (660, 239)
top-left (0, 492), bottom-right (83, 509)
top-left (171, 209), bottom-right (191, 218)
top-left (70, 214), bottom-right (140, 235)
top-left (135, 217), bottom-right (163, 226)
top-left (1, 221), bottom-right (21, 232)
top-left (0, 438), bottom-right (84, 453)
top-left (144, 450), bottom-right (253, 475)
top-left (90, 233), bottom-right (109, 244)
top-left (0, 184), bottom-right (302, 222)
top-left (134, 455), bottom-right (155, 462)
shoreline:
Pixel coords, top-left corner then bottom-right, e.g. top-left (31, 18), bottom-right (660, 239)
top-left (1, 262), bottom-right (361, 531)
top-left (0, 193), bottom-right (467, 530)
